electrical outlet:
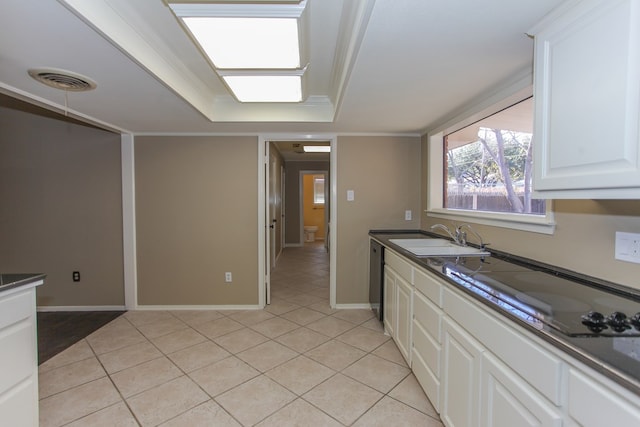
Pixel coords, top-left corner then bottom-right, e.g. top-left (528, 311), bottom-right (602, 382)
top-left (405, 210), bottom-right (412, 221)
top-left (615, 232), bottom-right (640, 264)
top-left (225, 272), bottom-right (232, 282)
top-left (72, 271), bottom-right (80, 282)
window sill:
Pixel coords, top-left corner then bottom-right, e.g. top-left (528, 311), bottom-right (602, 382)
top-left (426, 208), bottom-right (556, 235)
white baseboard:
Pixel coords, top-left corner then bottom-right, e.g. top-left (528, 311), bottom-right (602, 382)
top-left (37, 305), bottom-right (126, 312)
top-left (38, 304), bottom-right (370, 311)
top-left (334, 303), bottom-right (373, 310)
top-left (133, 304), bottom-right (262, 311)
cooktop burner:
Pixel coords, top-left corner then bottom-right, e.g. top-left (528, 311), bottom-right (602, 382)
top-left (439, 259), bottom-right (640, 338)
top-left (581, 311), bottom-right (640, 334)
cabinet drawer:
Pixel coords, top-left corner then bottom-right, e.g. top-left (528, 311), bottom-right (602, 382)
top-left (443, 287), bottom-right (563, 405)
top-left (414, 268), bottom-right (442, 307)
top-left (0, 320), bottom-right (36, 393)
top-left (412, 320), bottom-right (440, 378)
top-left (413, 290), bottom-right (441, 342)
top-left (0, 290), bottom-right (33, 330)
top-left (385, 250), bottom-right (412, 283)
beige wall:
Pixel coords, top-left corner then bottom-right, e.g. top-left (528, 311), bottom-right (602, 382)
top-left (0, 96), bottom-right (124, 307)
top-left (135, 136), bottom-right (259, 306)
top-left (335, 135), bottom-right (422, 304)
top-left (284, 161), bottom-right (330, 245)
top-left (420, 135), bottom-right (640, 291)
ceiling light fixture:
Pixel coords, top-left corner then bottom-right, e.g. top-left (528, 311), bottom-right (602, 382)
top-left (303, 145), bottom-right (331, 153)
top-left (168, 1), bottom-right (309, 103)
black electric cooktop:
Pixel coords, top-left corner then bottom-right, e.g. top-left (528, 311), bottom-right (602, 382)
top-left (429, 257), bottom-right (640, 338)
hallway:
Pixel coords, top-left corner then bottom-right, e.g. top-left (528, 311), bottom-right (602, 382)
top-left (38, 242), bottom-right (442, 426)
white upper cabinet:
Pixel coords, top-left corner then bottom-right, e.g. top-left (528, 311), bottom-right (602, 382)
top-left (531, 0), bottom-right (640, 198)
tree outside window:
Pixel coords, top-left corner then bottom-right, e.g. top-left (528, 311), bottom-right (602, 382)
top-left (444, 97), bottom-right (545, 215)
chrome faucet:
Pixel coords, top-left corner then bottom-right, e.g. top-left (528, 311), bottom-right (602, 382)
top-left (456, 223), bottom-right (486, 249)
top-left (430, 223), bottom-right (487, 249)
top-left (430, 224), bottom-right (460, 244)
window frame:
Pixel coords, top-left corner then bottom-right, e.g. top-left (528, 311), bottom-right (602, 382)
top-left (426, 84), bottom-right (556, 234)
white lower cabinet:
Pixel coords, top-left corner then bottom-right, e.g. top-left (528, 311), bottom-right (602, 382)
top-left (568, 367), bottom-right (640, 427)
top-left (383, 263), bottom-right (412, 364)
top-left (441, 317), bottom-right (483, 427)
top-left (383, 249), bottom-right (414, 364)
top-left (383, 268), bottom-right (396, 338)
top-left (395, 275), bottom-right (412, 363)
top-left (0, 286), bottom-right (40, 427)
top-left (481, 353), bottom-right (562, 427)
top-left (377, 244), bottom-right (640, 426)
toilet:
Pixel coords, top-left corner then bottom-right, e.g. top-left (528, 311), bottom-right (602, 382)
top-left (304, 225), bottom-right (318, 242)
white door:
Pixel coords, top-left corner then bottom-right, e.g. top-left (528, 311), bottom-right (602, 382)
top-left (264, 142), bottom-right (271, 305)
top-left (269, 151), bottom-right (277, 269)
top-left (280, 165), bottom-right (286, 255)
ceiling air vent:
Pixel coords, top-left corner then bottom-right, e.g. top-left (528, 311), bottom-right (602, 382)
top-left (28, 68), bottom-right (97, 92)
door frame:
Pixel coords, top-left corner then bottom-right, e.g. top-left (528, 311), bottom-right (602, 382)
top-left (258, 134), bottom-right (337, 308)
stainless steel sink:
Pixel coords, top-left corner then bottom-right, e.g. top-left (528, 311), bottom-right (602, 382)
top-left (389, 238), bottom-right (490, 257)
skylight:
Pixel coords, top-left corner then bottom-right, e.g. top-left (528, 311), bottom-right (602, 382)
top-left (168, 1), bottom-right (308, 103)
top-left (223, 75), bottom-right (302, 102)
top-left (182, 17), bottom-right (300, 69)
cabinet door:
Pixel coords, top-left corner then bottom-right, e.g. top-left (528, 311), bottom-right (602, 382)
top-left (441, 318), bottom-right (483, 427)
top-left (481, 353), bottom-right (562, 427)
top-left (0, 288), bottom-right (39, 427)
top-left (383, 268), bottom-right (396, 337)
top-left (395, 275), bottom-right (412, 364)
top-left (568, 368), bottom-right (640, 427)
top-left (532, 0), bottom-right (640, 198)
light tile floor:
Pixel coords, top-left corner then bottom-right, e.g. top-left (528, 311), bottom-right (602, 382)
top-left (39, 242), bottom-right (443, 426)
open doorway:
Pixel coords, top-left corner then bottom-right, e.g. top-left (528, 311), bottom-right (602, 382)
top-left (300, 171), bottom-right (329, 249)
top-left (259, 135), bottom-right (336, 309)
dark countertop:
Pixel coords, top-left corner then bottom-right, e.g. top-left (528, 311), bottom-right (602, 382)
top-left (370, 229), bottom-right (640, 396)
top-left (0, 273), bottom-right (46, 294)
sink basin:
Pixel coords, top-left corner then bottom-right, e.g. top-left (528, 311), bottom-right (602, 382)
top-left (389, 238), bottom-right (451, 247)
top-left (388, 238), bottom-right (490, 257)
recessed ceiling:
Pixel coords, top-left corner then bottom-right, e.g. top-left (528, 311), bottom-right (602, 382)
top-left (0, 0), bottom-right (564, 134)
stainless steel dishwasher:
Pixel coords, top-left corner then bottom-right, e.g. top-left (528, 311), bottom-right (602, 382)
top-left (369, 240), bottom-right (384, 321)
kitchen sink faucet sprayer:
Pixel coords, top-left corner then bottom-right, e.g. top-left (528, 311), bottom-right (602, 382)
top-left (430, 223), bottom-right (487, 249)
top-left (430, 223), bottom-right (460, 245)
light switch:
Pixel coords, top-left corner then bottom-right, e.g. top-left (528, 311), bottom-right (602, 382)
top-left (347, 190), bottom-right (355, 201)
